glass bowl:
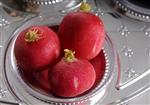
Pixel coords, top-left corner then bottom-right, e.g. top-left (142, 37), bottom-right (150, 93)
top-left (2, 12), bottom-right (116, 105)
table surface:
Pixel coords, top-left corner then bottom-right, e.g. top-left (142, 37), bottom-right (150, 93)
top-left (0, 0), bottom-right (150, 105)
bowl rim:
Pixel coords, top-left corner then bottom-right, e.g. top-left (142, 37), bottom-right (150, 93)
top-left (2, 12), bottom-right (116, 104)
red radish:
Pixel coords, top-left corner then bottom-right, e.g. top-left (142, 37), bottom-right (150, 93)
top-left (49, 49), bottom-right (96, 97)
top-left (22, 69), bottom-right (51, 92)
top-left (90, 51), bottom-right (106, 85)
top-left (21, 70), bottom-right (38, 87)
top-left (58, 12), bottom-right (105, 60)
top-left (34, 69), bottom-right (51, 91)
top-left (14, 26), bottom-right (60, 72)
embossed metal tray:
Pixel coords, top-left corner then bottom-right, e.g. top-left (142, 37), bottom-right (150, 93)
top-left (0, 0), bottom-right (150, 105)
top-left (0, 0), bottom-right (82, 14)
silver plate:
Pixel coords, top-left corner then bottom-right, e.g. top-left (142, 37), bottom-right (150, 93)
top-left (23, 0), bottom-right (63, 5)
top-left (0, 0), bottom-right (150, 105)
top-left (0, 0), bottom-right (82, 14)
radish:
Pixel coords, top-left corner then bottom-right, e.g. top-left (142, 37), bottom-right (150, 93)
top-left (49, 49), bottom-right (96, 97)
top-left (14, 26), bottom-right (60, 72)
top-left (90, 51), bottom-right (106, 85)
top-left (22, 69), bottom-right (51, 92)
top-left (34, 69), bottom-right (51, 91)
top-left (58, 12), bottom-right (105, 60)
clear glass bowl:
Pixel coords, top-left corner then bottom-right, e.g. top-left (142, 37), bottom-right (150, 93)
top-left (2, 12), bottom-right (116, 105)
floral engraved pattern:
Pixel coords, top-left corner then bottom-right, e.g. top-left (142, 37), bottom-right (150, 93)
top-left (0, 87), bottom-right (7, 98)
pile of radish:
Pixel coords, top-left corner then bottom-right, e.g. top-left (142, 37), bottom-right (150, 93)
top-left (14, 11), bottom-right (106, 98)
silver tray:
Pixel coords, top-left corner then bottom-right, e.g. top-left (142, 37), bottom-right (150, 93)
top-left (0, 0), bottom-right (150, 105)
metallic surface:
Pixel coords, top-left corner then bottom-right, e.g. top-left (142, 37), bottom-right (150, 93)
top-left (23, 0), bottom-right (63, 5)
top-left (0, 0), bottom-right (82, 14)
top-left (113, 0), bottom-right (150, 22)
top-left (0, 0), bottom-right (150, 104)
